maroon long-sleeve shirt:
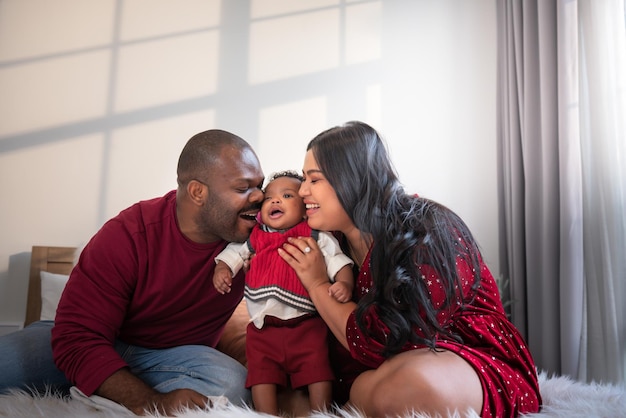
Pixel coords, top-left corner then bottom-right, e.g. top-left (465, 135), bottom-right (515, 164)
top-left (51, 191), bottom-right (244, 395)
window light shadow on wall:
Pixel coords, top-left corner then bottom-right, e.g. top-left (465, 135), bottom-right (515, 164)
top-left (0, 0), bottom-right (383, 150)
top-left (251, 0), bottom-right (383, 175)
top-left (0, 0), bottom-right (222, 141)
top-left (249, 0), bottom-right (382, 84)
top-left (0, 0), bottom-right (225, 223)
top-left (0, 0), bottom-right (116, 138)
top-left (0, 0), bottom-right (383, 218)
top-left (114, 0), bottom-right (222, 113)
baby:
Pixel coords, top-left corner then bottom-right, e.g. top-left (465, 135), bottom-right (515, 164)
top-left (213, 170), bottom-right (353, 415)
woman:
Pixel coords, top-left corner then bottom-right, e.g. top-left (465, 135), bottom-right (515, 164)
top-left (279, 121), bottom-right (541, 417)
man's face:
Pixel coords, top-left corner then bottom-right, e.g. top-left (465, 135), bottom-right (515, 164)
top-left (199, 147), bottom-right (264, 243)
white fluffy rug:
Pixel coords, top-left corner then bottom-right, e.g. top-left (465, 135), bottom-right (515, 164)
top-left (0, 371), bottom-right (624, 418)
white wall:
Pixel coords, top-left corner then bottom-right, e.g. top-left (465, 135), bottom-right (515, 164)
top-left (0, 0), bottom-right (497, 324)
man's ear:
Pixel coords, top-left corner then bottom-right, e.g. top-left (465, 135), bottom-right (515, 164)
top-left (187, 180), bottom-right (207, 206)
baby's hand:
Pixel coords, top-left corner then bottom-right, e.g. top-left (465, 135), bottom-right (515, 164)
top-left (213, 261), bottom-right (233, 294)
top-left (328, 281), bottom-right (352, 303)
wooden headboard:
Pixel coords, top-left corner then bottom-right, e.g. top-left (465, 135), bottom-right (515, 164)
top-left (25, 246), bottom-right (77, 327)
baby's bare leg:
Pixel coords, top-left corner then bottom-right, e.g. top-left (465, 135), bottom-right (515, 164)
top-left (252, 383), bottom-right (278, 415)
top-left (307, 380), bottom-right (332, 412)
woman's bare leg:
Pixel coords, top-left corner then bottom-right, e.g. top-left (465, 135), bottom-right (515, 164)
top-left (349, 349), bottom-right (483, 417)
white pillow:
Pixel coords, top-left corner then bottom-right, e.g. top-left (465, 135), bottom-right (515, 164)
top-left (40, 271), bottom-right (70, 321)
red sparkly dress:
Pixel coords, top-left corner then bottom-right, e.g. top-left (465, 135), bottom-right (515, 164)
top-left (330, 247), bottom-right (542, 417)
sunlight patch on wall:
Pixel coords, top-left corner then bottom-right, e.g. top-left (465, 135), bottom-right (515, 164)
top-left (248, 1), bottom-right (382, 84)
top-left (366, 83), bottom-right (382, 129)
top-left (104, 110), bottom-right (215, 219)
top-left (0, 51), bottom-right (110, 137)
top-left (345, 2), bottom-right (382, 65)
top-left (114, 31), bottom-right (219, 113)
top-left (0, 0), bottom-right (115, 62)
top-left (0, 132), bottom-right (105, 240)
top-left (258, 97), bottom-right (327, 177)
top-left (250, 0), bottom-right (339, 19)
top-left (248, 9), bottom-right (340, 84)
top-left (119, 0), bottom-right (221, 41)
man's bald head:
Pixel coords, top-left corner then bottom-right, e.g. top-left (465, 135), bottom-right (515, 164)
top-left (177, 129), bottom-right (253, 187)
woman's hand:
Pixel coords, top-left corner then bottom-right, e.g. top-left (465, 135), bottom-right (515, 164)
top-left (280, 235), bottom-right (355, 350)
top-left (278, 236), bottom-right (329, 291)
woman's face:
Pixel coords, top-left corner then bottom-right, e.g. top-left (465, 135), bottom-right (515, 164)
top-left (300, 150), bottom-right (354, 233)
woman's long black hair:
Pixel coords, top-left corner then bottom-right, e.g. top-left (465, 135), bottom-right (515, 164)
top-left (307, 121), bottom-right (482, 356)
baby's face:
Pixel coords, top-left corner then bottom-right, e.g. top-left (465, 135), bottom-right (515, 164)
top-left (261, 176), bottom-right (306, 230)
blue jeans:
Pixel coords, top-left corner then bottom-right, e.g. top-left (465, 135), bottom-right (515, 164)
top-left (0, 321), bottom-right (251, 405)
top-left (0, 321), bottom-right (70, 395)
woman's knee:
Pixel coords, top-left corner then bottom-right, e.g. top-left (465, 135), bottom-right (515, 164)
top-left (349, 350), bottom-right (482, 417)
top-left (350, 367), bottom-right (406, 416)
top-left (350, 366), bottom-right (430, 416)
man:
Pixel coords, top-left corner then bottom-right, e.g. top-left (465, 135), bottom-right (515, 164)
top-left (0, 129), bottom-right (265, 415)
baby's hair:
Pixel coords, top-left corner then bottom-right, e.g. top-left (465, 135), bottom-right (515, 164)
top-left (264, 170), bottom-right (304, 192)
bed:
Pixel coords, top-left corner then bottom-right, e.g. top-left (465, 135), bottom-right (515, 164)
top-left (2, 246), bottom-right (623, 417)
top-left (25, 246), bottom-right (77, 327)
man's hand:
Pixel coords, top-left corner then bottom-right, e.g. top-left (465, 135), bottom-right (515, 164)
top-left (144, 388), bottom-right (209, 416)
top-left (96, 368), bottom-right (209, 416)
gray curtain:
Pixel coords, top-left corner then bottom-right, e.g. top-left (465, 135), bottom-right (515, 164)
top-left (496, 0), bottom-right (626, 384)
